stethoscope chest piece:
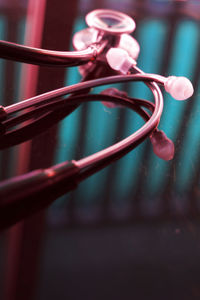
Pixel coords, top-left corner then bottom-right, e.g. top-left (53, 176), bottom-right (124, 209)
top-left (73, 9), bottom-right (140, 61)
top-left (85, 9), bottom-right (136, 34)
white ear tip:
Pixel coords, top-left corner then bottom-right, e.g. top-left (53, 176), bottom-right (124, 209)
top-left (165, 76), bottom-right (194, 100)
top-left (182, 77), bottom-right (194, 99)
top-left (106, 48), bottom-right (128, 70)
top-left (106, 48), bottom-right (136, 74)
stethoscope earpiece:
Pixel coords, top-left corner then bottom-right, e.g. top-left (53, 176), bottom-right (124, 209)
top-left (164, 76), bottom-right (194, 101)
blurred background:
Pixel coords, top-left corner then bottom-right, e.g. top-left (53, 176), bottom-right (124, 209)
top-left (0, 0), bottom-right (200, 299)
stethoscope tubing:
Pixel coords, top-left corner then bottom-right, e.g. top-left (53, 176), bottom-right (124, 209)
top-left (0, 39), bottom-right (100, 66)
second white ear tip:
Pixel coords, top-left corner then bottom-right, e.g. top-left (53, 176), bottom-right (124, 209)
top-left (106, 48), bottom-right (128, 69)
top-left (165, 76), bottom-right (194, 100)
top-left (106, 48), bottom-right (136, 74)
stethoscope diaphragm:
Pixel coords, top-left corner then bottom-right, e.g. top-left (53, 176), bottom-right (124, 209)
top-left (85, 9), bottom-right (136, 34)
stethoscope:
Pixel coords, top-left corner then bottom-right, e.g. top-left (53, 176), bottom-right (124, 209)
top-left (0, 9), bottom-right (194, 230)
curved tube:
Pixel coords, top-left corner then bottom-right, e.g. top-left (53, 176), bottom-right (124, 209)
top-left (5, 73), bottom-right (164, 114)
top-left (0, 40), bottom-right (98, 66)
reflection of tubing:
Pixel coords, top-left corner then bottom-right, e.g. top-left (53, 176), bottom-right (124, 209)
top-left (0, 93), bottom-right (153, 149)
top-left (0, 93), bottom-right (154, 230)
top-left (150, 130), bottom-right (175, 161)
top-left (1, 73), bottom-right (164, 158)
